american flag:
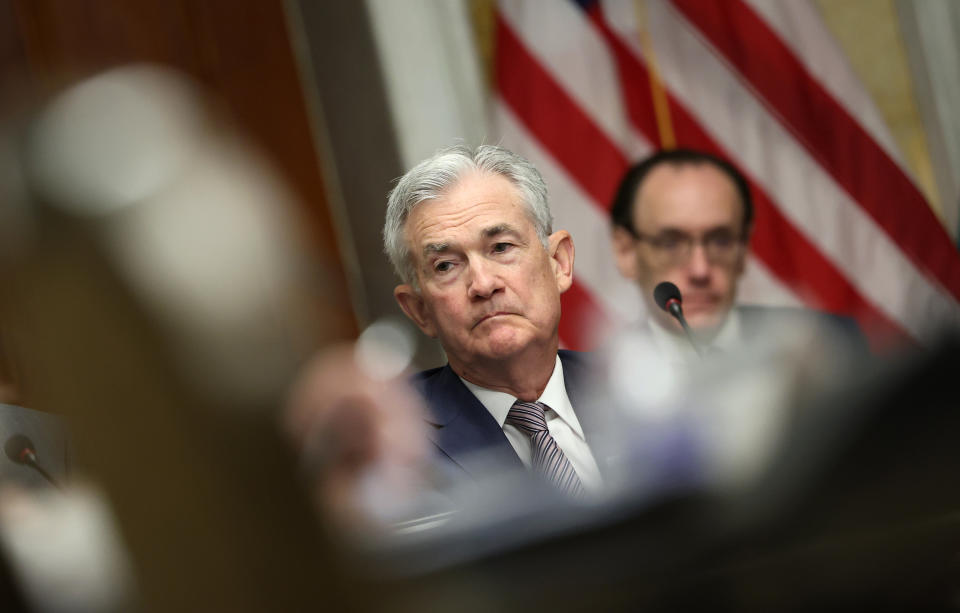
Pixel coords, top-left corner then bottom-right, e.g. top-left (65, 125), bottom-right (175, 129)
top-left (492, 0), bottom-right (960, 351)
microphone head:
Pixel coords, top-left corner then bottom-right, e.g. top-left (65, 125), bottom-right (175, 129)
top-left (4, 434), bottom-right (36, 464)
top-left (653, 281), bottom-right (682, 312)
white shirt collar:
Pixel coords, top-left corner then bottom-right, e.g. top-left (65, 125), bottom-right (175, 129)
top-left (647, 307), bottom-right (742, 362)
top-left (711, 306), bottom-right (743, 352)
top-left (459, 355), bottom-right (586, 440)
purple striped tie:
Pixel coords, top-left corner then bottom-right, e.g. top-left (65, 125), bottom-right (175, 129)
top-left (506, 400), bottom-right (584, 496)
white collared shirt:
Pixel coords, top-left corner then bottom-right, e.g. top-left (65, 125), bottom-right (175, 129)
top-left (459, 355), bottom-right (603, 492)
top-left (647, 307), bottom-right (743, 366)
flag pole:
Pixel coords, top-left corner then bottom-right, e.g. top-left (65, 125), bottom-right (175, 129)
top-left (635, 0), bottom-right (675, 149)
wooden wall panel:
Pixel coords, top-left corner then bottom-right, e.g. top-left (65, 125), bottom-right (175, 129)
top-left (5, 0), bottom-right (357, 338)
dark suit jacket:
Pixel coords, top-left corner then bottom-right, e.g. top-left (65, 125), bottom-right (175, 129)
top-left (736, 305), bottom-right (869, 351)
top-left (411, 350), bottom-right (598, 483)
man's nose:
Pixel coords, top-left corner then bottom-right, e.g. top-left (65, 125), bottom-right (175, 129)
top-left (467, 260), bottom-right (503, 299)
top-left (686, 243), bottom-right (712, 282)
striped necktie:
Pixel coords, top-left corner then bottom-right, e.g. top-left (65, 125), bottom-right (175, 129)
top-left (505, 400), bottom-right (584, 496)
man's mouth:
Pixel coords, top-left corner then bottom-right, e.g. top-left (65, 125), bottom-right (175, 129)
top-left (681, 295), bottom-right (719, 311)
top-left (473, 311), bottom-right (514, 329)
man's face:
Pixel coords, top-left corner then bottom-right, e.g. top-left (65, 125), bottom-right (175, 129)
top-left (394, 172), bottom-right (573, 372)
top-left (613, 163), bottom-right (748, 334)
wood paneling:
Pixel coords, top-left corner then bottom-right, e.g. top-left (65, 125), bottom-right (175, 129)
top-left (5, 0), bottom-right (357, 338)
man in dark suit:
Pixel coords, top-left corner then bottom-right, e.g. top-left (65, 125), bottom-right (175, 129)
top-left (383, 144), bottom-right (603, 493)
top-left (609, 149), bottom-right (863, 359)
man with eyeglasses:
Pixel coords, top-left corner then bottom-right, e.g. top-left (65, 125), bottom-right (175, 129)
top-left (608, 149), bottom-right (860, 362)
top-left (610, 150), bottom-right (753, 355)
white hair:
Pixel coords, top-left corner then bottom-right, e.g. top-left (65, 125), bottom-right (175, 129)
top-left (383, 144), bottom-right (552, 285)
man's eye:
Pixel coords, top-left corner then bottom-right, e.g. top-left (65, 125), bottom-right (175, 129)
top-left (492, 242), bottom-right (513, 254)
top-left (656, 235), bottom-right (683, 249)
top-left (434, 261), bottom-right (453, 273)
top-left (707, 233), bottom-right (735, 248)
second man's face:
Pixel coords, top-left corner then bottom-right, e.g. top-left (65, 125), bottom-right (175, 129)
top-left (394, 172), bottom-right (574, 372)
top-left (613, 163), bottom-right (748, 334)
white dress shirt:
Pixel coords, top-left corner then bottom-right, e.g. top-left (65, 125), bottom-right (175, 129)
top-left (459, 355), bottom-right (603, 492)
top-left (647, 307), bottom-right (743, 366)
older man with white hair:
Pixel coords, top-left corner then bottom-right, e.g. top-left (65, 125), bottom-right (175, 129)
top-left (284, 145), bottom-right (605, 526)
top-left (383, 144), bottom-right (603, 495)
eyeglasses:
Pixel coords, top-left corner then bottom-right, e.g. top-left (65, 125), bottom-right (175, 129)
top-left (630, 228), bottom-right (745, 266)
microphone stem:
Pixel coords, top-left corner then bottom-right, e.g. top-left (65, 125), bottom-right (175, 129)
top-left (25, 457), bottom-right (64, 490)
top-left (669, 303), bottom-right (702, 357)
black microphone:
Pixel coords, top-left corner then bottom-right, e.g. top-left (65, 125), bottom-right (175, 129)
top-left (4, 434), bottom-right (63, 489)
top-left (653, 281), bottom-right (702, 357)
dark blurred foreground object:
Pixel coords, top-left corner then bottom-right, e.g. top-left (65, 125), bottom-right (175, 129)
top-left (0, 409), bottom-right (65, 613)
top-left (376, 333), bottom-right (960, 611)
top-left (0, 66), bottom-right (366, 612)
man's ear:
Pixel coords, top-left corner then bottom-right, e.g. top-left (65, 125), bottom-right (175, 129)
top-left (611, 226), bottom-right (640, 280)
top-left (548, 230), bottom-right (575, 294)
top-left (394, 284), bottom-right (437, 338)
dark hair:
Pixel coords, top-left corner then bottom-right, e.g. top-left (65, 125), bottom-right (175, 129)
top-left (609, 149), bottom-right (753, 236)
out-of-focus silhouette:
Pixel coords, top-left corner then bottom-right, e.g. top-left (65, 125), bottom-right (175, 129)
top-left (0, 65), bottom-right (360, 612)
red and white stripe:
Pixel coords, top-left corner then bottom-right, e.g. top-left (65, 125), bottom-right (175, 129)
top-left (493, 0), bottom-right (960, 350)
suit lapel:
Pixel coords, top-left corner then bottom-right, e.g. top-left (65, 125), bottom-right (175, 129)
top-left (419, 354), bottom-right (609, 480)
top-left (421, 365), bottom-right (523, 478)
